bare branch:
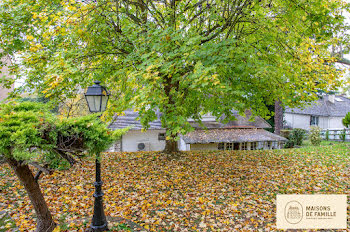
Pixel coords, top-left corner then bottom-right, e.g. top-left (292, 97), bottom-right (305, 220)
top-left (29, 162), bottom-right (53, 175)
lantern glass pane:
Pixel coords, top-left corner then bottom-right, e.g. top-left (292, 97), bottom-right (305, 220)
top-left (101, 95), bottom-right (108, 112)
top-left (86, 95), bottom-right (101, 112)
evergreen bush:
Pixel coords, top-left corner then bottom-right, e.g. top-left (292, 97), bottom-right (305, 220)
top-left (284, 128), bottom-right (307, 148)
top-left (0, 101), bottom-right (127, 231)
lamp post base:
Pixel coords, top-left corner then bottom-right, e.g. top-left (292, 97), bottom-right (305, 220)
top-left (89, 157), bottom-right (108, 231)
top-left (90, 223), bottom-right (108, 231)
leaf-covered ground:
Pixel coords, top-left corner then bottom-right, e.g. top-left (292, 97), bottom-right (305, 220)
top-left (1, 144), bottom-right (350, 231)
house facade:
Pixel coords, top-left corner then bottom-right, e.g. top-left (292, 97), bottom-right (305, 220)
top-left (284, 95), bottom-right (350, 130)
top-left (108, 110), bottom-right (287, 152)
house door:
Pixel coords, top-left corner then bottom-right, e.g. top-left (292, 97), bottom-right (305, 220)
top-left (234, 143), bottom-right (240, 150)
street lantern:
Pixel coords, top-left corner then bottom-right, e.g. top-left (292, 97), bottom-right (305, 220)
top-left (85, 81), bottom-right (110, 113)
top-left (85, 80), bottom-right (109, 232)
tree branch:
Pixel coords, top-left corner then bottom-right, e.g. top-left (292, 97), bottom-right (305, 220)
top-left (29, 162), bottom-right (53, 175)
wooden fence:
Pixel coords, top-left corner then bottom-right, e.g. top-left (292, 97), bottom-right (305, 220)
top-left (321, 129), bottom-right (350, 141)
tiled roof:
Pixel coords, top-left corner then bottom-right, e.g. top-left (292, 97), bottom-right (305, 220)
top-left (108, 110), bottom-right (163, 130)
top-left (285, 95), bottom-right (350, 117)
top-left (182, 128), bottom-right (287, 144)
top-left (108, 110), bottom-right (271, 130)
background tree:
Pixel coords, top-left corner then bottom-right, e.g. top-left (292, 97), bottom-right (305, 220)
top-left (0, 101), bottom-right (125, 231)
top-left (0, 0), bottom-right (349, 152)
top-left (274, 100), bottom-right (283, 135)
top-left (58, 93), bottom-right (90, 118)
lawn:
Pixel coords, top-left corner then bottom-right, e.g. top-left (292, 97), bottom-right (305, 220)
top-left (1, 143), bottom-right (350, 231)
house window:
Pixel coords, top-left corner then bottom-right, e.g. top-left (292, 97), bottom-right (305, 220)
top-left (226, 143), bottom-right (234, 150)
top-left (241, 142), bottom-right (248, 150)
top-left (266, 141), bottom-right (272, 149)
top-left (158, 133), bottom-right (166, 141)
top-left (251, 142), bottom-right (257, 150)
top-left (310, 116), bottom-right (319, 126)
top-left (218, 142), bottom-right (240, 150)
top-left (218, 143), bottom-right (225, 150)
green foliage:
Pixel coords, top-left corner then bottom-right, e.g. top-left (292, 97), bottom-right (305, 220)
top-left (342, 112), bottom-right (350, 128)
top-left (44, 152), bottom-right (70, 170)
top-left (0, 101), bottom-right (126, 166)
top-left (309, 126), bottom-right (322, 146)
top-left (0, 0), bottom-right (348, 141)
top-left (340, 129), bottom-right (346, 142)
top-left (325, 129), bottom-right (330, 141)
top-left (284, 128), bottom-right (307, 148)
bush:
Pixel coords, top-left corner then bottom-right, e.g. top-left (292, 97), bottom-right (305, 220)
top-left (280, 130), bottom-right (292, 139)
top-left (284, 128), bottom-right (307, 148)
top-left (309, 126), bottom-right (322, 146)
top-left (325, 129), bottom-right (329, 141)
top-left (0, 101), bottom-right (128, 231)
top-left (340, 129), bottom-right (346, 142)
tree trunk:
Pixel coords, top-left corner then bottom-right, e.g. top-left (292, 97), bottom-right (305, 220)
top-left (6, 158), bottom-right (56, 232)
top-left (163, 138), bottom-right (179, 153)
top-left (274, 100), bottom-right (283, 135)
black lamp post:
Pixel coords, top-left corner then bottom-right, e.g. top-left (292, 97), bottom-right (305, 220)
top-left (85, 81), bottom-right (110, 231)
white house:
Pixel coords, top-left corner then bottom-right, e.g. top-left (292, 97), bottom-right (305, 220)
top-left (108, 110), bottom-right (287, 152)
top-left (284, 95), bottom-right (350, 130)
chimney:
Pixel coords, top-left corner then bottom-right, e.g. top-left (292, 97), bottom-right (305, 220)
top-left (328, 95), bottom-right (335, 104)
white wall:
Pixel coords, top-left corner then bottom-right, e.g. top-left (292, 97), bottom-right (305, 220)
top-left (328, 117), bottom-right (346, 129)
top-left (121, 129), bottom-right (166, 152)
top-left (284, 113), bottom-right (311, 130)
top-left (285, 113), bottom-right (328, 130)
top-left (178, 137), bottom-right (188, 151)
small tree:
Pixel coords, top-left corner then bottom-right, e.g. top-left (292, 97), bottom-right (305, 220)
top-left (0, 101), bottom-right (125, 231)
top-left (342, 112), bottom-right (350, 128)
top-left (309, 126), bottom-right (322, 146)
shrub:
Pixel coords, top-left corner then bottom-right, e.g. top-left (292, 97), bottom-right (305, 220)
top-left (340, 129), bottom-right (346, 142)
top-left (280, 130), bottom-right (292, 139)
top-left (0, 101), bottom-right (127, 231)
top-left (284, 128), bottom-right (307, 148)
top-left (325, 129), bottom-right (329, 141)
top-left (309, 126), bottom-right (322, 146)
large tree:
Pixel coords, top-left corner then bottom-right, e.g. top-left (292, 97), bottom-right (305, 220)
top-left (0, 0), bottom-right (348, 152)
top-left (0, 101), bottom-right (124, 231)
